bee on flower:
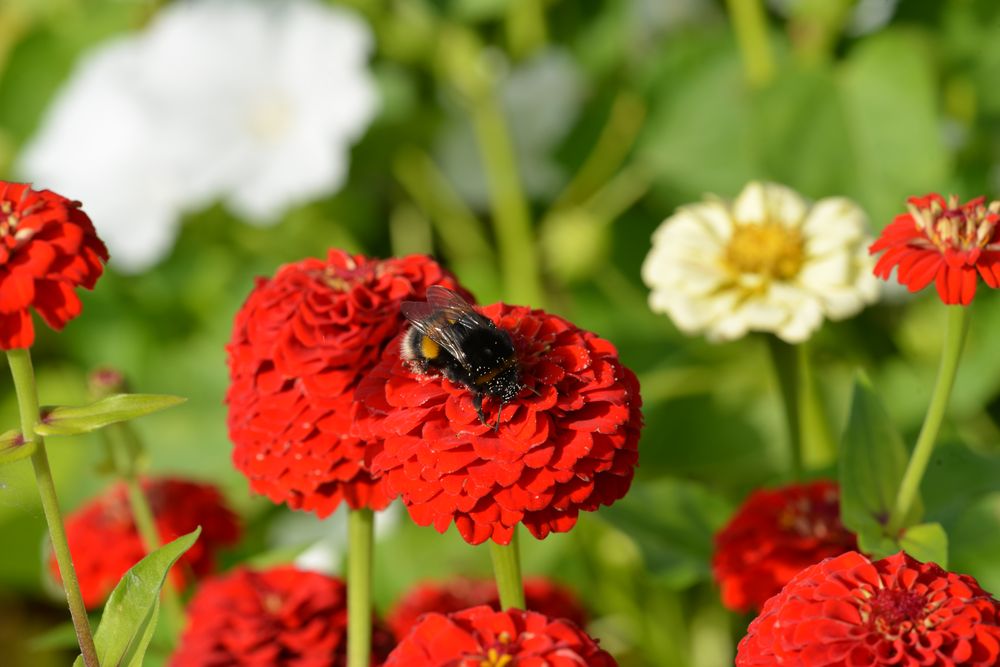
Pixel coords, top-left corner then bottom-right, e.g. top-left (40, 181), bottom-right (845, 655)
top-left (642, 181), bottom-right (880, 343)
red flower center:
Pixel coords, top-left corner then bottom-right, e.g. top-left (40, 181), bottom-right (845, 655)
top-left (0, 199), bottom-right (37, 252)
top-left (778, 492), bottom-right (841, 540)
top-left (868, 588), bottom-right (928, 637)
top-left (908, 194), bottom-right (1000, 257)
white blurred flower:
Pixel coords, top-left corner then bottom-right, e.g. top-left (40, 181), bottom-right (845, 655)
top-left (642, 182), bottom-right (879, 343)
top-left (18, 0), bottom-right (378, 272)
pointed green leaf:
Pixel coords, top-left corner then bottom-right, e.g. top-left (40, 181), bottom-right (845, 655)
top-left (73, 527), bottom-right (200, 667)
top-left (36, 393), bottom-right (186, 437)
top-left (900, 522), bottom-right (949, 568)
top-left (0, 427), bottom-right (35, 465)
top-left (839, 375), bottom-right (920, 539)
top-left (856, 528), bottom-right (899, 561)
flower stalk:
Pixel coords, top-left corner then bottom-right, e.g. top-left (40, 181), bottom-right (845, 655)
top-left (489, 529), bottom-right (526, 610)
top-left (766, 336), bottom-right (804, 479)
top-left (725, 0), bottom-right (776, 88)
top-left (347, 508), bottom-right (374, 667)
top-left (893, 305), bottom-right (970, 528)
top-left (6, 348), bottom-right (99, 667)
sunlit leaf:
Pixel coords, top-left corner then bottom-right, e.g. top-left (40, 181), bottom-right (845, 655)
top-left (839, 374), bottom-right (919, 539)
top-left (73, 528), bottom-right (200, 667)
top-left (899, 522), bottom-right (948, 568)
top-left (36, 394), bottom-right (186, 437)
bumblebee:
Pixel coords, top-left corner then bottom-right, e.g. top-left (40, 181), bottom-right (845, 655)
top-left (401, 285), bottom-right (523, 428)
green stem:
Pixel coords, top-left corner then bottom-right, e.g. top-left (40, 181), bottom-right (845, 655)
top-left (489, 528), bottom-right (525, 609)
top-left (767, 336), bottom-right (803, 479)
top-left (6, 349), bottom-right (99, 667)
top-left (102, 424), bottom-right (186, 637)
top-left (470, 88), bottom-right (544, 306)
top-left (893, 306), bottom-right (970, 527)
top-left (347, 508), bottom-right (374, 667)
top-left (725, 0), bottom-right (776, 88)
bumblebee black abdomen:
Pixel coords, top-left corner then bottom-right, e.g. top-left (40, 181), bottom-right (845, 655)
top-left (400, 286), bottom-right (524, 427)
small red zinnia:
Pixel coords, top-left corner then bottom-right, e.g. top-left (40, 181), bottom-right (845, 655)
top-left (0, 181), bottom-right (108, 349)
top-left (384, 605), bottom-right (616, 666)
top-left (170, 566), bottom-right (395, 666)
top-left (226, 250), bottom-right (469, 517)
top-left (53, 477), bottom-right (240, 609)
top-left (737, 551), bottom-right (1000, 666)
top-left (386, 576), bottom-right (588, 641)
top-left (354, 302), bottom-right (642, 546)
top-left (712, 480), bottom-right (856, 613)
top-left (870, 193), bottom-right (1000, 305)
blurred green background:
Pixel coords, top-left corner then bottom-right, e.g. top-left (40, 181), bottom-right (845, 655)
top-left (3, 0), bottom-right (1000, 665)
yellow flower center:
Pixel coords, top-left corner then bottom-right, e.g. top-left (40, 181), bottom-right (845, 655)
top-left (479, 632), bottom-right (514, 667)
top-left (724, 222), bottom-right (804, 280)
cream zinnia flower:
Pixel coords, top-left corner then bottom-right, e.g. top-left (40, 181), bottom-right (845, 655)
top-left (642, 182), bottom-right (879, 343)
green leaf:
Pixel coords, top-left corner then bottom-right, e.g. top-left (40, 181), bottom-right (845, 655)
top-left (899, 522), bottom-right (948, 568)
top-left (0, 427), bottom-right (35, 465)
top-left (837, 29), bottom-right (950, 229)
top-left (600, 477), bottom-right (732, 589)
top-left (73, 527), bottom-right (200, 667)
top-left (36, 393), bottom-right (186, 437)
top-left (839, 375), bottom-right (920, 539)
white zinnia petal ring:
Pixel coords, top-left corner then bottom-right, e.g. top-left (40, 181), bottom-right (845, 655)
top-left (642, 181), bottom-right (880, 343)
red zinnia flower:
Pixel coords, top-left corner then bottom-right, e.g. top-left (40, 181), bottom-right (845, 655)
top-left (870, 193), bottom-right (1000, 305)
top-left (712, 480), bottom-right (856, 613)
top-left (737, 551), bottom-right (1000, 666)
top-left (170, 566), bottom-right (395, 666)
top-left (386, 577), bottom-right (588, 640)
top-left (53, 477), bottom-right (240, 609)
top-left (0, 181), bottom-right (108, 349)
top-left (384, 605), bottom-right (616, 666)
top-left (226, 250), bottom-right (469, 517)
top-left (354, 303), bottom-right (642, 546)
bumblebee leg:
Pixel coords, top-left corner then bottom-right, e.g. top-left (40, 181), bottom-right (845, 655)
top-left (473, 393), bottom-right (487, 426)
top-left (493, 402), bottom-right (504, 431)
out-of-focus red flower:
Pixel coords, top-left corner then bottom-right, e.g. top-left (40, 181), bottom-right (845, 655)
top-left (737, 551), bottom-right (1000, 666)
top-left (53, 478), bottom-right (240, 609)
top-left (386, 576), bottom-right (588, 640)
top-left (170, 566), bottom-right (395, 666)
top-left (226, 250), bottom-right (469, 517)
top-left (0, 181), bottom-right (108, 349)
top-left (870, 193), bottom-right (1000, 305)
top-left (712, 480), bottom-right (856, 613)
top-left (354, 303), bottom-right (642, 546)
top-left (384, 605), bottom-right (616, 666)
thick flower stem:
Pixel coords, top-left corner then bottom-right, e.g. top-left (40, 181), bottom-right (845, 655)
top-left (102, 424), bottom-right (186, 637)
top-left (6, 349), bottom-right (99, 667)
top-left (767, 336), bottom-right (803, 479)
top-left (489, 529), bottom-right (526, 610)
top-left (893, 306), bottom-right (970, 527)
top-left (347, 508), bottom-right (374, 667)
top-left (725, 0), bottom-right (776, 88)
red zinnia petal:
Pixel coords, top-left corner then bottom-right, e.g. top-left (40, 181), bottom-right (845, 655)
top-left (51, 478), bottom-right (240, 609)
top-left (226, 250), bottom-right (470, 516)
top-left (355, 302), bottom-right (642, 545)
top-left (736, 551), bottom-right (1000, 666)
top-left (0, 181), bottom-right (108, 348)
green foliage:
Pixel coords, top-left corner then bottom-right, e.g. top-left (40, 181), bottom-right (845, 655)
top-left (72, 528), bottom-right (200, 667)
top-left (839, 375), bottom-right (922, 556)
top-left (35, 394), bottom-right (186, 438)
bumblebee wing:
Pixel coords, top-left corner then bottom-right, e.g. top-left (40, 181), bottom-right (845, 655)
top-left (401, 286), bottom-right (491, 367)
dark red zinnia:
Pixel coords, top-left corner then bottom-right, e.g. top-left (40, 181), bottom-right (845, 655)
top-left (226, 250), bottom-right (469, 517)
top-left (52, 477), bottom-right (240, 609)
top-left (0, 181), bottom-right (108, 349)
top-left (386, 576), bottom-right (588, 641)
top-left (354, 302), bottom-right (642, 546)
top-left (170, 566), bottom-right (395, 666)
top-left (870, 193), bottom-right (1000, 305)
top-left (737, 551), bottom-right (1000, 666)
top-left (384, 605), bottom-right (616, 666)
top-left (712, 480), bottom-right (856, 613)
